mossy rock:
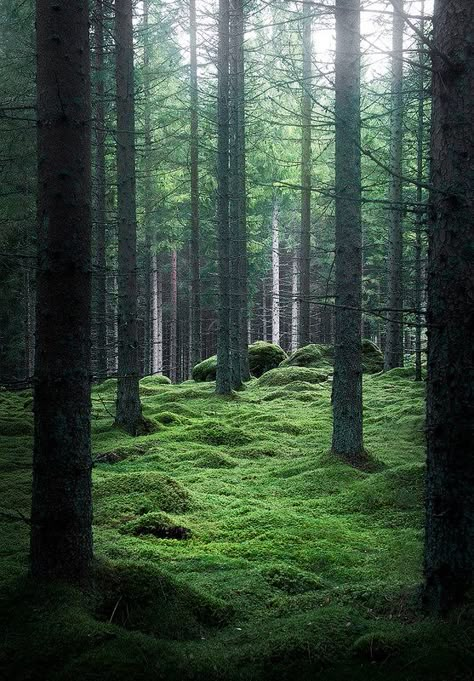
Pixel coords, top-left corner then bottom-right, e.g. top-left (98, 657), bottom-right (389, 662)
top-left (140, 374), bottom-right (172, 386)
top-left (120, 511), bottom-right (191, 540)
top-left (379, 366), bottom-right (419, 380)
top-left (248, 341), bottom-right (287, 377)
top-left (280, 343), bottom-right (326, 368)
top-left (361, 339), bottom-right (384, 374)
top-left (192, 355), bottom-right (217, 382)
top-left (257, 366), bottom-right (329, 387)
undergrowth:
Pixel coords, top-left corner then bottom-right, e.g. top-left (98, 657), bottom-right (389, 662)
top-left (0, 372), bottom-right (473, 680)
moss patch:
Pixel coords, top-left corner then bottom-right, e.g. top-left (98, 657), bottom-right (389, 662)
top-left (257, 366), bottom-right (329, 387)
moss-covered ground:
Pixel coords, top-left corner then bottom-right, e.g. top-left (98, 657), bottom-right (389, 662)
top-left (0, 372), bottom-right (473, 680)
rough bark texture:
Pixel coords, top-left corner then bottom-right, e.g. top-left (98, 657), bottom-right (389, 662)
top-left (331, 0), bottom-right (364, 460)
top-left (423, 0), bottom-right (474, 615)
top-left (115, 0), bottom-right (143, 433)
top-left (189, 0), bottom-right (202, 369)
top-left (384, 0), bottom-right (405, 370)
top-left (299, 0), bottom-right (312, 347)
top-left (414, 1), bottom-right (425, 383)
top-left (170, 249), bottom-right (178, 382)
top-left (151, 254), bottom-right (163, 374)
top-left (291, 248), bottom-right (299, 352)
top-left (216, 0), bottom-right (231, 395)
top-left (31, 0), bottom-right (93, 582)
top-left (229, 0), bottom-right (242, 390)
top-left (271, 196), bottom-right (280, 345)
top-left (143, 0), bottom-right (153, 378)
top-left (94, 0), bottom-right (108, 380)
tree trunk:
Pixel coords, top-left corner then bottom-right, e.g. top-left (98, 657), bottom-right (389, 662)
top-left (115, 0), bottom-right (143, 433)
top-left (24, 268), bottom-right (34, 380)
top-left (94, 0), bottom-right (108, 380)
top-left (423, 0), bottom-right (474, 615)
top-left (151, 254), bottom-right (163, 374)
top-left (271, 196), bottom-right (280, 345)
top-left (31, 0), bottom-right (93, 582)
top-left (229, 0), bottom-right (242, 389)
top-left (189, 0), bottom-right (201, 369)
top-left (143, 0), bottom-right (153, 377)
top-left (170, 249), bottom-right (178, 382)
top-left (299, 0), bottom-right (312, 347)
top-left (384, 0), bottom-right (405, 370)
top-left (291, 248), bottom-right (299, 352)
top-left (216, 0), bottom-right (231, 395)
top-left (331, 0), bottom-right (364, 461)
top-left (414, 0), bottom-right (425, 383)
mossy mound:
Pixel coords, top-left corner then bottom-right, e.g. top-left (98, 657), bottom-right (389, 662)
top-left (192, 355), bottom-right (217, 382)
top-left (185, 419), bottom-right (253, 446)
top-left (280, 341), bottom-right (382, 374)
top-left (119, 512), bottom-right (191, 540)
top-left (261, 564), bottom-right (325, 594)
top-left (95, 560), bottom-right (232, 639)
top-left (195, 451), bottom-right (237, 468)
top-left (248, 340), bottom-right (288, 377)
top-left (140, 374), bottom-right (172, 386)
top-left (93, 471), bottom-right (191, 524)
top-left (155, 411), bottom-right (186, 426)
top-left (257, 366), bottom-right (329, 387)
top-left (379, 366), bottom-right (419, 380)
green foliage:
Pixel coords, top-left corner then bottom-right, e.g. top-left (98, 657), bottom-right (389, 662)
top-left (1, 374), bottom-right (473, 680)
top-left (248, 341), bottom-right (288, 377)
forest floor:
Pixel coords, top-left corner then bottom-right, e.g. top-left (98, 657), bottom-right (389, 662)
top-left (1, 371), bottom-right (473, 680)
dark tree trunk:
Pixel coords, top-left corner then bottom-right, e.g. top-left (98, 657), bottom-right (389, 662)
top-left (331, 0), bottom-right (364, 461)
top-left (414, 0), bottom-right (425, 383)
top-left (115, 0), bottom-right (143, 433)
top-left (216, 0), bottom-right (231, 395)
top-left (229, 0), bottom-right (242, 390)
top-left (299, 0), bottom-right (312, 347)
top-left (31, 0), bottom-right (93, 583)
top-left (423, 0), bottom-right (474, 615)
top-left (384, 0), bottom-right (405, 370)
top-left (190, 0), bottom-right (202, 370)
top-left (94, 0), bottom-right (108, 380)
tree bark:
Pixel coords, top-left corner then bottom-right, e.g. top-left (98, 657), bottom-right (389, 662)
top-left (423, 0), bottom-right (474, 615)
top-left (331, 0), bottom-right (364, 461)
top-left (299, 0), bottom-right (312, 347)
top-left (115, 0), bottom-right (143, 433)
top-left (291, 248), bottom-right (299, 352)
top-left (151, 254), bottom-right (163, 375)
top-left (189, 0), bottom-right (202, 370)
top-left (384, 0), bottom-right (405, 370)
top-left (143, 0), bottom-right (153, 377)
top-left (414, 1), bottom-right (425, 383)
top-left (216, 0), bottom-right (231, 395)
top-left (31, 0), bottom-right (93, 582)
top-left (94, 0), bottom-right (108, 380)
top-left (170, 249), bottom-right (178, 382)
top-left (271, 196), bottom-right (280, 345)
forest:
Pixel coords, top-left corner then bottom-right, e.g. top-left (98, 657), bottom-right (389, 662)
top-left (0, 0), bottom-right (473, 679)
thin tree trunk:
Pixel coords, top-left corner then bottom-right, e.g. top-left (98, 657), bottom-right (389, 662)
top-left (291, 248), bottom-right (299, 352)
top-left (31, 0), bottom-right (93, 582)
top-left (115, 0), bottom-right (143, 433)
top-left (24, 269), bottom-right (34, 380)
top-left (170, 249), bottom-right (178, 382)
top-left (151, 255), bottom-right (163, 374)
top-left (331, 0), bottom-right (364, 461)
top-left (423, 0), bottom-right (474, 615)
top-left (229, 0), bottom-right (242, 389)
top-left (414, 1), bottom-right (425, 383)
top-left (143, 0), bottom-right (153, 377)
top-left (216, 0), bottom-right (231, 394)
top-left (271, 196), bottom-right (280, 345)
top-left (299, 0), bottom-right (312, 347)
top-left (94, 0), bottom-right (108, 380)
top-left (189, 0), bottom-right (202, 369)
top-left (384, 0), bottom-right (405, 370)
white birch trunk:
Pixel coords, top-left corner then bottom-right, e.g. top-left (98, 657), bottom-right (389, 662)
top-left (271, 198), bottom-right (280, 345)
top-left (291, 248), bottom-right (299, 352)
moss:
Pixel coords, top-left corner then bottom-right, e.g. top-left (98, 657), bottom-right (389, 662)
top-left (195, 451), bottom-right (237, 468)
top-left (280, 341), bottom-right (382, 375)
top-left (185, 419), bottom-right (253, 446)
top-left (261, 564), bottom-right (325, 594)
top-left (192, 355), bottom-right (217, 382)
top-left (280, 343), bottom-right (324, 368)
top-left (155, 411), bottom-right (185, 426)
top-left (361, 339), bottom-right (384, 374)
top-left (379, 366), bottom-right (419, 380)
top-left (119, 512), bottom-right (191, 539)
top-left (257, 366), bottom-right (329, 387)
top-left (140, 374), bottom-right (172, 386)
top-left (248, 341), bottom-right (288, 377)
